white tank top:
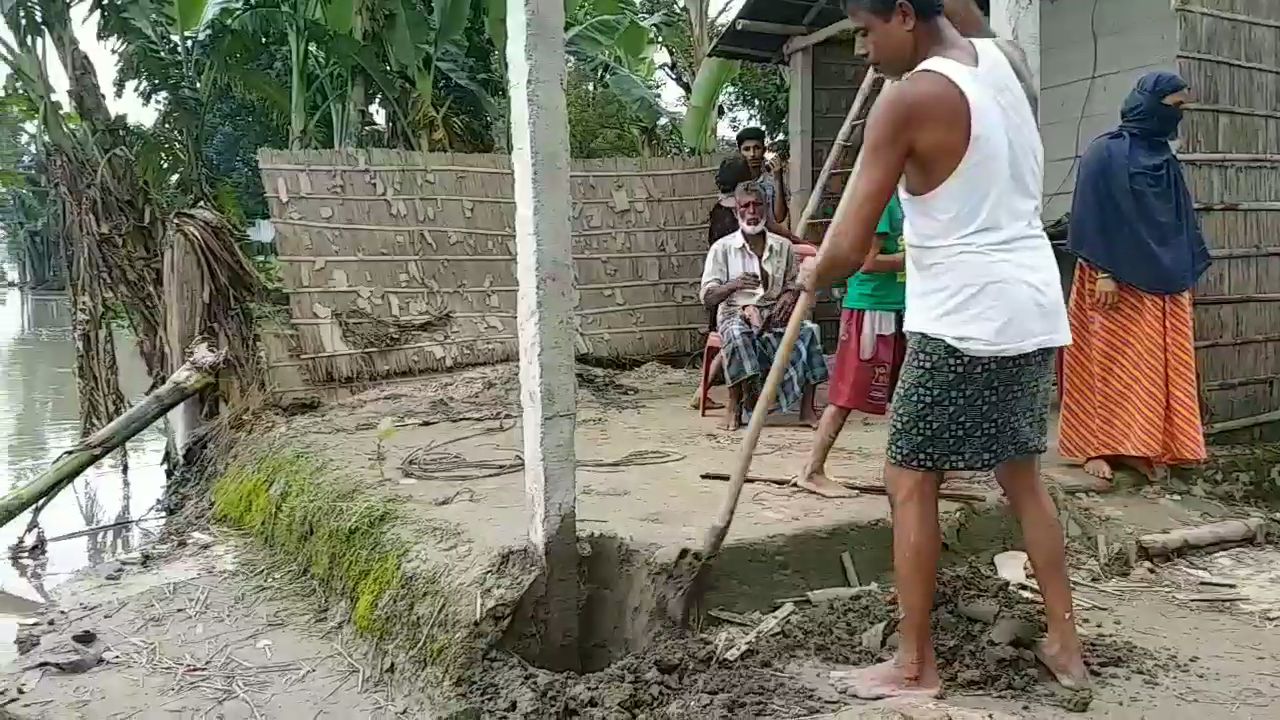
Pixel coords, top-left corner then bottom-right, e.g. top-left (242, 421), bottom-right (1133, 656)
top-left (898, 39), bottom-right (1071, 357)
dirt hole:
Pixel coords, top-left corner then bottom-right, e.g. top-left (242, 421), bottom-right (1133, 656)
top-left (503, 535), bottom-right (663, 673)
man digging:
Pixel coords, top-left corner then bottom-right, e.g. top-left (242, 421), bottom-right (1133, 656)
top-left (802, 0), bottom-right (1088, 699)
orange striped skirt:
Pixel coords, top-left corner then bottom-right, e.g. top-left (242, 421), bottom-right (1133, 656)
top-left (1058, 262), bottom-right (1206, 465)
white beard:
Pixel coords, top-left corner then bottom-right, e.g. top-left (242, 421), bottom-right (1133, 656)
top-left (739, 219), bottom-right (765, 236)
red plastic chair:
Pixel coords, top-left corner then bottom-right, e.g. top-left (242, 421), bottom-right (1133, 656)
top-left (698, 243), bottom-right (818, 417)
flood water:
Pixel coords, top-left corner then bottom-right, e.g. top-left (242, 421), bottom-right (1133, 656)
top-left (0, 289), bottom-right (168, 664)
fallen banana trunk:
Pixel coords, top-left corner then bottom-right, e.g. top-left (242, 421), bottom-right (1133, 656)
top-left (1138, 518), bottom-right (1267, 559)
top-left (0, 343), bottom-right (226, 530)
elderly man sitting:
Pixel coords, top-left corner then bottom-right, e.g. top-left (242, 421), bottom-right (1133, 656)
top-left (700, 181), bottom-right (829, 431)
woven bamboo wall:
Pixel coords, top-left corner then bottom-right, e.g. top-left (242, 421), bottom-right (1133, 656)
top-left (1176, 0), bottom-right (1280, 431)
top-left (258, 149), bottom-right (725, 402)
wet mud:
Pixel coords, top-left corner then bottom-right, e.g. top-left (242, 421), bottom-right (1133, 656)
top-left (465, 562), bottom-right (1175, 718)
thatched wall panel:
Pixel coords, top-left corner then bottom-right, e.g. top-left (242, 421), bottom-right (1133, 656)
top-left (260, 150), bottom-right (839, 396)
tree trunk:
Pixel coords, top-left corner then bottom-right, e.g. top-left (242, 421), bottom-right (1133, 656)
top-left (0, 344), bottom-right (227, 530)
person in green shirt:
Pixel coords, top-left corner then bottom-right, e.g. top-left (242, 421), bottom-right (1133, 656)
top-left (798, 195), bottom-right (907, 498)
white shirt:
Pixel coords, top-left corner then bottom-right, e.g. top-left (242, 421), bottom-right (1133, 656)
top-left (699, 230), bottom-right (794, 309)
top-left (897, 39), bottom-right (1071, 357)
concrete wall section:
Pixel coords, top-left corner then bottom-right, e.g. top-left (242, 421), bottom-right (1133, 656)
top-left (1039, 0), bottom-right (1178, 220)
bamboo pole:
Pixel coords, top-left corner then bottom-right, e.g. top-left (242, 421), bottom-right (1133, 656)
top-left (0, 343), bottom-right (227, 530)
top-left (793, 69), bottom-right (880, 243)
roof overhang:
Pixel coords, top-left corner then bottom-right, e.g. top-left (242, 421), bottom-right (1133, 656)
top-left (708, 0), bottom-right (850, 64)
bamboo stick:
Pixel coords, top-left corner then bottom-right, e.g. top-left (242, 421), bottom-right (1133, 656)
top-left (272, 219), bottom-right (710, 236)
top-left (275, 250), bottom-right (709, 262)
top-left (1196, 333), bottom-right (1280, 349)
top-left (0, 344), bottom-right (226, 530)
top-left (1195, 202), bottom-right (1280, 211)
top-left (1209, 247), bottom-right (1280, 259)
top-left (265, 192), bottom-right (721, 204)
top-left (1206, 409), bottom-right (1280, 435)
top-left (1195, 293), bottom-right (1280, 304)
top-left (1174, 3), bottom-right (1280, 30)
top-left (257, 163), bottom-right (720, 177)
top-left (795, 69), bottom-right (880, 241)
top-left (1203, 375), bottom-right (1280, 391)
top-left (284, 278), bottom-right (700, 294)
top-left (1186, 104), bottom-right (1280, 120)
top-left (1177, 51), bottom-right (1280, 76)
top-left (1180, 153), bottom-right (1280, 163)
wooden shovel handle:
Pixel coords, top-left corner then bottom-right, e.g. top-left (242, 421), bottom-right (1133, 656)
top-left (700, 290), bottom-right (817, 558)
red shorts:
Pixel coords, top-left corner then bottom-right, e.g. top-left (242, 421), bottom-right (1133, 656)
top-left (827, 309), bottom-right (907, 415)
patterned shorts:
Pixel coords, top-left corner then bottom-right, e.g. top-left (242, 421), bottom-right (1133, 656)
top-left (887, 333), bottom-right (1054, 472)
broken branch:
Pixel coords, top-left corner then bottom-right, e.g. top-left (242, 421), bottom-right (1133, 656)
top-left (0, 343), bottom-right (226, 530)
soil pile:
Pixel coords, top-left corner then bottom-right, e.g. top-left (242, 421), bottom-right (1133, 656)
top-left (472, 633), bottom-right (833, 719)
top-left (466, 562), bottom-right (1175, 717)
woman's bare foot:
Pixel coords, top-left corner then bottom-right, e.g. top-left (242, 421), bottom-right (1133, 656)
top-left (720, 411), bottom-right (741, 431)
top-left (830, 657), bottom-right (941, 700)
top-left (796, 470), bottom-right (858, 498)
top-left (799, 408), bottom-right (821, 429)
top-left (1082, 457), bottom-right (1112, 480)
top-left (1113, 455), bottom-right (1155, 482)
top-left (1034, 637), bottom-right (1090, 691)
top-left (1081, 457), bottom-right (1114, 491)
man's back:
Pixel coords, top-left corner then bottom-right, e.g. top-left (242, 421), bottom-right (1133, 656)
top-left (897, 38), bottom-right (1069, 357)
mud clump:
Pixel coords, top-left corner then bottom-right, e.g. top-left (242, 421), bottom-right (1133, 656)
top-left (470, 632), bottom-right (833, 719)
top-left (466, 562), bottom-right (1176, 717)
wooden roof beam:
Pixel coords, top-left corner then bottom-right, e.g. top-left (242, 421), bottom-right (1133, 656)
top-left (784, 18), bottom-right (855, 56)
top-left (734, 19), bottom-right (814, 36)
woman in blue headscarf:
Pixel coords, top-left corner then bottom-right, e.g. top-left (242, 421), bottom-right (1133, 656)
top-left (1059, 71), bottom-right (1209, 488)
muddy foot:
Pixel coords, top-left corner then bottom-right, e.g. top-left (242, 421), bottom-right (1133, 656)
top-left (720, 412), bottom-right (741, 431)
top-left (1033, 638), bottom-right (1090, 691)
top-left (830, 659), bottom-right (941, 700)
top-left (689, 393), bottom-right (724, 411)
top-left (796, 471), bottom-right (858, 498)
top-left (1082, 458), bottom-right (1114, 491)
top-left (1113, 455), bottom-right (1155, 482)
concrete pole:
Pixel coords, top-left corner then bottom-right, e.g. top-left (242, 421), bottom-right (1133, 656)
top-left (990, 0), bottom-right (1041, 118)
top-left (506, 0), bottom-right (580, 671)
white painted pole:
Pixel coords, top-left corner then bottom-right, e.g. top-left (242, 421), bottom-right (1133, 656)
top-left (506, 0), bottom-right (579, 670)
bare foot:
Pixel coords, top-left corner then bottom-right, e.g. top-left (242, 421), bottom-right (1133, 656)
top-left (720, 411), bottom-right (741, 431)
top-left (1082, 457), bottom-right (1114, 491)
top-left (830, 658), bottom-right (941, 700)
top-left (1113, 456), bottom-right (1155, 482)
top-left (1082, 457), bottom-right (1112, 480)
top-left (796, 470), bottom-right (858, 499)
top-left (799, 410), bottom-right (820, 429)
top-left (1034, 638), bottom-right (1090, 691)
top-left (688, 392), bottom-right (724, 411)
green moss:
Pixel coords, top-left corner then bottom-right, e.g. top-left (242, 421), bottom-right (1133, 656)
top-left (212, 450), bottom-right (408, 638)
top-left (354, 555), bottom-right (403, 635)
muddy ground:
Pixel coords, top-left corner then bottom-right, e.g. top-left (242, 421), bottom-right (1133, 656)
top-left (0, 536), bottom-right (414, 719)
top-left (467, 560), bottom-right (1174, 719)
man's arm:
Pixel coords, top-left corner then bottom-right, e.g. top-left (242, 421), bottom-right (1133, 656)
top-left (807, 81), bottom-right (914, 290)
top-left (860, 235), bottom-right (905, 273)
top-left (773, 169), bottom-right (789, 225)
top-left (943, 0), bottom-right (994, 37)
top-left (700, 242), bottom-right (748, 309)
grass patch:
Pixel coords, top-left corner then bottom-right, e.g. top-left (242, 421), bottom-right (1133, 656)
top-left (212, 451), bottom-right (406, 639)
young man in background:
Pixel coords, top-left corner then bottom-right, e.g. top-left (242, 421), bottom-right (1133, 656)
top-left (737, 127), bottom-right (789, 227)
top-left (798, 196), bottom-right (907, 498)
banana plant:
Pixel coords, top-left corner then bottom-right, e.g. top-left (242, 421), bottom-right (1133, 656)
top-left (484, 0), bottom-right (670, 140)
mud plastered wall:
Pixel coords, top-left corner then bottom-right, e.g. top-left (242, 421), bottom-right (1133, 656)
top-left (258, 150), bottom-right (740, 401)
